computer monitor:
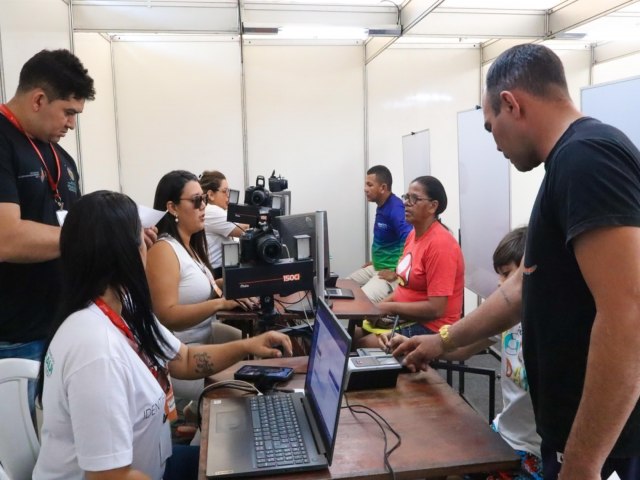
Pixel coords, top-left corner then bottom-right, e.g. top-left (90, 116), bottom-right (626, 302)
top-left (273, 211), bottom-right (330, 283)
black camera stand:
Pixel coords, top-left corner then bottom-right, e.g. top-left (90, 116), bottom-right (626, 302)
top-left (254, 294), bottom-right (313, 341)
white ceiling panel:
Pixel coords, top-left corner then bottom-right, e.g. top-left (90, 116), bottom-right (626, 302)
top-left (68, 0), bottom-right (640, 61)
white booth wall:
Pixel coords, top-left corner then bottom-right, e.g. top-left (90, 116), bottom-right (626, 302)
top-left (593, 52), bottom-right (640, 85)
top-left (243, 45), bottom-right (365, 277)
top-left (77, 37), bottom-right (366, 276)
top-left (2, 3), bottom-right (640, 282)
top-left (0, 0), bottom-right (77, 160)
top-left (109, 37), bottom-right (244, 208)
top-left (74, 33), bottom-right (120, 194)
top-left (367, 47), bottom-right (481, 238)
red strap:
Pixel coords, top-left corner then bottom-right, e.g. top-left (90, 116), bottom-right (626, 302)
top-left (94, 298), bottom-right (175, 423)
top-left (94, 298), bottom-right (166, 386)
top-left (0, 104), bottom-right (63, 208)
top-left (94, 297), bottom-right (135, 343)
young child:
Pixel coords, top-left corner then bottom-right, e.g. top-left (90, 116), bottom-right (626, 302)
top-left (385, 226), bottom-right (542, 479)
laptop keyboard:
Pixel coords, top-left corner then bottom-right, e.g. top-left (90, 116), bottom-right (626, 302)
top-left (250, 395), bottom-right (310, 468)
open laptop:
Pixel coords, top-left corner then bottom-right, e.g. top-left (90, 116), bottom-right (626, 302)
top-left (206, 298), bottom-right (352, 478)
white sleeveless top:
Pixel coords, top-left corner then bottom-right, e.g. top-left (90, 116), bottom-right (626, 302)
top-left (159, 235), bottom-right (216, 345)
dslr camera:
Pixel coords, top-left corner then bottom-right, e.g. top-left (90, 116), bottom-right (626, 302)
top-left (239, 222), bottom-right (282, 265)
top-left (268, 170), bottom-right (288, 192)
top-left (244, 175), bottom-right (272, 207)
top-left (244, 172), bottom-right (289, 207)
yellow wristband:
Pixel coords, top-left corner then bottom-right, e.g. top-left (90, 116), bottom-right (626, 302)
top-left (438, 325), bottom-right (456, 352)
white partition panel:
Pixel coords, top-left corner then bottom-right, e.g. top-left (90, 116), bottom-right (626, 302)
top-left (243, 45), bottom-right (365, 277)
top-left (458, 108), bottom-right (510, 299)
top-left (402, 129), bottom-right (430, 192)
top-left (0, 0), bottom-right (75, 158)
top-left (74, 33), bottom-right (120, 194)
top-left (112, 38), bottom-right (244, 207)
top-left (582, 75), bottom-right (640, 148)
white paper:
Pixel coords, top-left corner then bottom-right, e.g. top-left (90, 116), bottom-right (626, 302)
top-left (138, 204), bottom-right (166, 228)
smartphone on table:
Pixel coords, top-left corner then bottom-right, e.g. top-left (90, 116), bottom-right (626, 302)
top-left (234, 365), bottom-right (295, 383)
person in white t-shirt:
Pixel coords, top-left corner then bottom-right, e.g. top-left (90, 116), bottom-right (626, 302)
top-left (34, 191), bottom-right (292, 480)
top-left (199, 170), bottom-right (249, 278)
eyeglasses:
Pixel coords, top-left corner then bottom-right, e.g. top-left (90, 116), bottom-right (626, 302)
top-left (217, 188), bottom-right (230, 196)
top-left (401, 193), bottom-right (432, 206)
top-left (179, 193), bottom-right (208, 209)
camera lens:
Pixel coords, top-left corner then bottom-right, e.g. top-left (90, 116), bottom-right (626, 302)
top-left (251, 190), bottom-right (266, 206)
top-left (256, 234), bottom-right (282, 264)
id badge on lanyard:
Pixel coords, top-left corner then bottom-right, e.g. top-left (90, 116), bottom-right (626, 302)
top-left (164, 380), bottom-right (178, 423)
top-left (56, 209), bottom-right (68, 226)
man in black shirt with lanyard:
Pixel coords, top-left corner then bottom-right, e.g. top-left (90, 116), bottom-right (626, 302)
top-left (0, 50), bottom-right (95, 365)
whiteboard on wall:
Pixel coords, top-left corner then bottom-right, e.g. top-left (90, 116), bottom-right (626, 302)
top-left (458, 108), bottom-right (511, 299)
top-left (581, 75), bottom-right (640, 148)
top-left (402, 129), bottom-right (430, 192)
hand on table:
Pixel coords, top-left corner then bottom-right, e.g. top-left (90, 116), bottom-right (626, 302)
top-left (377, 332), bottom-right (408, 353)
top-left (392, 334), bottom-right (445, 372)
top-left (232, 297), bottom-right (259, 311)
top-left (248, 331), bottom-right (293, 358)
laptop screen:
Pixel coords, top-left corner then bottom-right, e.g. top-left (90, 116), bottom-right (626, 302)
top-left (304, 298), bottom-right (351, 464)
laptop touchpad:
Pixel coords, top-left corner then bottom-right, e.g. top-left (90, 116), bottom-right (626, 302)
top-left (216, 411), bottom-right (248, 432)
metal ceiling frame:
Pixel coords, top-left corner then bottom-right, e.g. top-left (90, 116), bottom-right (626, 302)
top-left (67, 0), bottom-right (640, 66)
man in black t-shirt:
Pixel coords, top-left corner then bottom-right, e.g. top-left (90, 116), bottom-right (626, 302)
top-left (392, 44), bottom-right (640, 480)
top-left (0, 50), bottom-right (95, 363)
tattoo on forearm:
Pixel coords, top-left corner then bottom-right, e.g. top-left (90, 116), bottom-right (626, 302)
top-left (499, 287), bottom-right (512, 306)
top-left (193, 352), bottom-right (215, 375)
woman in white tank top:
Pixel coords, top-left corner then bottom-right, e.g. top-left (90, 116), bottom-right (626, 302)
top-left (146, 171), bottom-right (253, 402)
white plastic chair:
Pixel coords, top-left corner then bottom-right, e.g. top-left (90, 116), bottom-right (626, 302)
top-left (0, 463), bottom-right (10, 480)
top-left (0, 358), bottom-right (40, 480)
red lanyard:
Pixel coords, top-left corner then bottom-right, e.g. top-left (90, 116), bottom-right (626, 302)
top-left (94, 298), bottom-right (166, 388)
top-left (0, 104), bottom-right (64, 209)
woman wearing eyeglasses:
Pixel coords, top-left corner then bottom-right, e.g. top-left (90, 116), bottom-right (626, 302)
top-left (146, 170), bottom-right (250, 406)
top-left (356, 175), bottom-right (465, 348)
top-left (199, 170), bottom-right (249, 279)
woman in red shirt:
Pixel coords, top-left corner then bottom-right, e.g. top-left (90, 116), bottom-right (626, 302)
top-left (357, 176), bottom-right (464, 347)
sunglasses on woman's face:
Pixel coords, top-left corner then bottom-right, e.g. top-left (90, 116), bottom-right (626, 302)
top-left (179, 193), bottom-right (208, 209)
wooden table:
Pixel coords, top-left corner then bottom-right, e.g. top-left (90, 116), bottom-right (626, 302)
top-left (198, 357), bottom-right (519, 479)
top-left (218, 279), bottom-right (381, 338)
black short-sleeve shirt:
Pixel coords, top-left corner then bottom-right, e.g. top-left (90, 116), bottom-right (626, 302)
top-left (523, 117), bottom-right (640, 456)
top-left (0, 114), bottom-right (80, 342)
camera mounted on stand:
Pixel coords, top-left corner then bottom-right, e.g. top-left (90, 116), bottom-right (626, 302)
top-left (240, 173), bottom-right (291, 217)
top-left (223, 173), bottom-right (313, 332)
top-left (244, 172), bottom-right (289, 209)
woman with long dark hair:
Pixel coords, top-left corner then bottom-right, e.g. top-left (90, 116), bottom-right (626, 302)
top-left (147, 170), bottom-right (251, 403)
top-left (34, 191), bottom-right (291, 480)
top-left (356, 175), bottom-right (465, 347)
